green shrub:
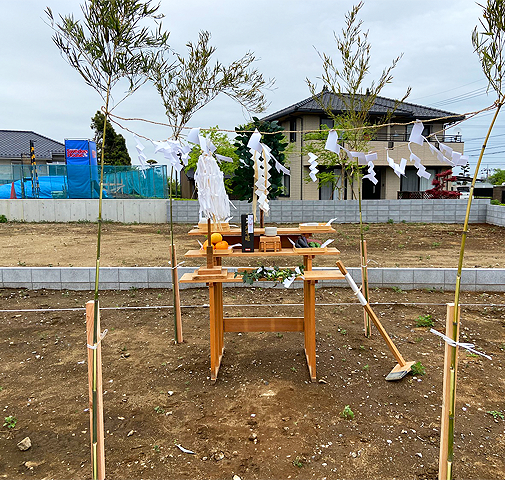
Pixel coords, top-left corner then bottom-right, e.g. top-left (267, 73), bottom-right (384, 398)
top-left (0, 215), bottom-right (7, 223)
top-left (340, 405), bottom-right (355, 420)
top-left (411, 362), bottom-right (426, 376)
top-left (416, 314), bottom-right (434, 327)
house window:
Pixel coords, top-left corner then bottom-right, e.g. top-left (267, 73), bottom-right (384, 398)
top-left (289, 119), bottom-right (296, 143)
top-left (319, 166), bottom-right (344, 200)
top-left (400, 167), bottom-right (437, 191)
top-left (320, 117), bottom-right (334, 130)
top-left (279, 173), bottom-right (290, 197)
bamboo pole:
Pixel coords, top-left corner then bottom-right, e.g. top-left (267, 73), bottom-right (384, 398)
top-left (91, 84), bottom-right (111, 480)
top-left (445, 101), bottom-right (503, 480)
top-left (360, 239), bottom-right (371, 337)
top-left (168, 165), bottom-right (183, 344)
top-left (439, 303), bottom-right (460, 480)
top-left (86, 300), bottom-right (105, 480)
top-left (170, 244), bottom-right (183, 343)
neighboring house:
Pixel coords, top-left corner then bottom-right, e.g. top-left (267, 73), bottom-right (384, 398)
top-left (0, 130), bottom-right (65, 184)
top-left (261, 92), bottom-right (465, 200)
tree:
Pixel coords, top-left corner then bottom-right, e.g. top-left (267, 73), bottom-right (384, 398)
top-left (489, 168), bottom-right (505, 185)
top-left (306, 1), bottom-right (410, 197)
top-left (230, 117), bottom-right (288, 202)
top-left (46, 2), bottom-right (169, 478)
top-left (305, 1), bottom-right (410, 337)
top-left (425, 169), bottom-right (461, 198)
top-left (149, 29), bottom-right (272, 343)
top-left (442, 2), bottom-right (505, 479)
top-left (91, 111), bottom-right (131, 165)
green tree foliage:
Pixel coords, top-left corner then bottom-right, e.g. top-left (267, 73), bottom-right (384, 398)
top-left (230, 117), bottom-right (288, 201)
top-left (489, 168), bottom-right (505, 185)
top-left (91, 111), bottom-right (131, 165)
top-left (186, 127), bottom-right (238, 193)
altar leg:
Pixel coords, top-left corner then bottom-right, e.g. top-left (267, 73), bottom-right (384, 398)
top-left (304, 279), bottom-right (317, 382)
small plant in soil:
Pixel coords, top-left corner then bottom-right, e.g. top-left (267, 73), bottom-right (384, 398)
top-left (362, 364), bottom-right (369, 371)
top-left (392, 286), bottom-right (405, 293)
top-left (340, 405), bottom-right (355, 420)
top-left (486, 410), bottom-right (504, 421)
top-left (153, 445), bottom-right (161, 452)
top-left (154, 406), bottom-right (165, 414)
top-left (0, 214), bottom-right (7, 223)
top-left (292, 457), bottom-right (305, 468)
top-left (3, 416), bottom-right (17, 429)
top-left (416, 314), bottom-right (434, 327)
top-left (411, 362), bottom-right (426, 376)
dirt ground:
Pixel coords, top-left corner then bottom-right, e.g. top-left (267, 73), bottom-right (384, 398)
top-left (0, 222), bottom-right (504, 268)
top-left (0, 221), bottom-right (504, 479)
top-left (0, 287), bottom-right (504, 480)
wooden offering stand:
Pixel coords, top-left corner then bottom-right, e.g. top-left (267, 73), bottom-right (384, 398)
top-left (182, 222), bottom-right (415, 383)
top-left (182, 222), bottom-right (342, 382)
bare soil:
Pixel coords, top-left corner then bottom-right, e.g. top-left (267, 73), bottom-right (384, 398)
top-left (0, 287), bottom-right (504, 479)
top-left (0, 222), bottom-right (504, 479)
top-left (0, 222), bottom-right (503, 268)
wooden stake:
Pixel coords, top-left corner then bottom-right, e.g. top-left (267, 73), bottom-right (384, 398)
top-left (439, 303), bottom-right (461, 480)
top-left (86, 300), bottom-right (105, 480)
top-left (260, 209), bottom-right (265, 228)
top-left (170, 245), bottom-right (183, 343)
top-left (360, 240), bottom-right (371, 337)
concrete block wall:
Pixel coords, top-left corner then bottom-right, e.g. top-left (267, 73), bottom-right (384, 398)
top-left (1, 266), bottom-right (503, 292)
top-left (170, 199), bottom-right (490, 224)
top-left (486, 204), bottom-right (505, 227)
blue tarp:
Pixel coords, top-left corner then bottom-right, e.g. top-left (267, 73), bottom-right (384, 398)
top-left (0, 176), bottom-right (68, 199)
top-left (65, 139), bottom-right (99, 198)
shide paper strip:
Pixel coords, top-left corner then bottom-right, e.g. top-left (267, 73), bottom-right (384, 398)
top-left (325, 129), bottom-right (341, 154)
top-left (408, 121), bottom-right (425, 146)
top-left (308, 152), bottom-right (319, 182)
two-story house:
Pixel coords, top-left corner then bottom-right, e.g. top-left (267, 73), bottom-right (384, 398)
top-left (261, 92), bottom-right (465, 200)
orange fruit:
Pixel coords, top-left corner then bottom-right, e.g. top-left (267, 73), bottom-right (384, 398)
top-left (201, 239), bottom-right (213, 250)
top-left (210, 233), bottom-right (223, 245)
top-left (214, 240), bottom-right (229, 249)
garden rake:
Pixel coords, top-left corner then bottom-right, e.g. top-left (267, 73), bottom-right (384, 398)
top-left (336, 261), bottom-right (415, 380)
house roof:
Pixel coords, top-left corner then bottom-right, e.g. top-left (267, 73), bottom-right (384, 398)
top-left (261, 91), bottom-right (465, 123)
top-left (0, 130), bottom-right (64, 160)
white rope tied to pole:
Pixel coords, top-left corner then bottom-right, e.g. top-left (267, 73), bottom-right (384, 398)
top-left (87, 329), bottom-right (108, 350)
top-left (430, 328), bottom-right (492, 360)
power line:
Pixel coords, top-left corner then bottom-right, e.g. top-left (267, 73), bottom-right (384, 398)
top-left (409, 79), bottom-right (486, 103)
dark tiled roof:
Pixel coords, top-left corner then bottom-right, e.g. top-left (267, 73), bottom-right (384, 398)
top-left (262, 91), bottom-right (464, 123)
top-left (0, 130), bottom-right (64, 160)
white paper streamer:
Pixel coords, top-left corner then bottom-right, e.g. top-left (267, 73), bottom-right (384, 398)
top-left (325, 129), bottom-right (341, 154)
top-left (430, 328), bottom-right (492, 360)
top-left (308, 152), bottom-right (319, 182)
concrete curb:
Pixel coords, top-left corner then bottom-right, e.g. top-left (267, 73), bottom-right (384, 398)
top-left (1, 266), bottom-right (503, 292)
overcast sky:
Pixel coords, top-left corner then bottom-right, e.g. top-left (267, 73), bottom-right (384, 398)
top-left (1, 0), bottom-right (503, 175)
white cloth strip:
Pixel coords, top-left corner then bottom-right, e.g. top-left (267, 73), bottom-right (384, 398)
top-left (87, 329), bottom-right (108, 350)
top-left (344, 273), bottom-right (368, 306)
top-left (430, 328), bottom-right (492, 360)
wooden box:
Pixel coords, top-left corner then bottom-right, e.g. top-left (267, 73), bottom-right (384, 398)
top-left (259, 235), bottom-right (282, 252)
